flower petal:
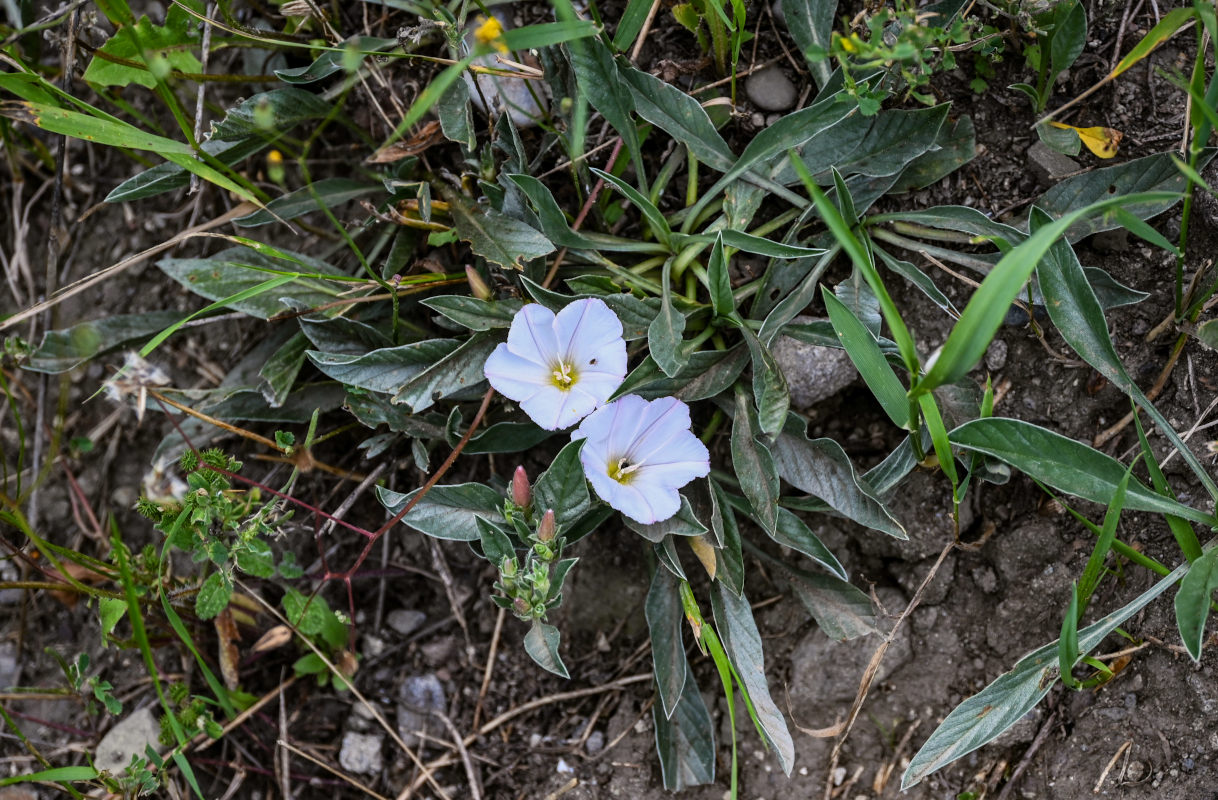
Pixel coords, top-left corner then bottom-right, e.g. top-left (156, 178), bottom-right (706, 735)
top-left (606, 480), bottom-right (682, 525)
top-left (484, 345), bottom-right (550, 402)
top-left (519, 388), bottom-right (574, 431)
top-left (554, 298), bottom-right (625, 364)
top-left (573, 370), bottom-right (623, 408)
top-left (507, 303), bottom-right (559, 365)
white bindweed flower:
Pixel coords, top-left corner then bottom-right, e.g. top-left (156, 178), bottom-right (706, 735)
top-left (573, 394), bottom-right (710, 525)
top-left (484, 298), bottom-right (627, 431)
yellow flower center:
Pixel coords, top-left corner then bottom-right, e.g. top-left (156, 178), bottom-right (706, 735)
top-left (550, 361), bottom-right (576, 390)
top-left (608, 457), bottom-right (640, 485)
top-left (473, 16), bottom-right (509, 53)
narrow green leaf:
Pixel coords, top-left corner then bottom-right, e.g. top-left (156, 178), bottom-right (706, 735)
top-left (508, 174), bottom-right (666, 253)
top-left (1133, 412), bottom-right (1202, 561)
top-left (562, 28), bottom-right (647, 192)
top-left (234, 178), bottom-right (383, 227)
top-left (619, 63), bottom-right (735, 172)
top-left (477, 518), bottom-right (515, 567)
top-left (709, 479), bottom-right (746, 596)
top-left (650, 262), bottom-right (688, 377)
top-left (308, 339), bottom-right (460, 394)
top-left (780, 0), bottom-right (836, 87)
top-left (915, 191), bottom-right (1181, 393)
top-left (593, 167), bottom-right (672, 248)
top-left (1110, 6), bottom-right (1196, 78)
top-left (771, 507), bottom-right (847, 579)
top-left (1032, 207), bottom-right (1218, 501)
top-left (391, 333), bottom-right (497, 412)
top-left (420, 296), bottom-right (523, 331)
top-left (0, 766), bottom-right (98, 787)
top-left (823, 288), bottom-right (909, 429)
top-left (1077, 466), bottom-right (1131, 611)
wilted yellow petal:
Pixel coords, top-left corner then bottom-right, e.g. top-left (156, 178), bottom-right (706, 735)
top-left (687, 534), bottom-right (718, 580)
top-left (1048, 121), bottom-right (1123, 158)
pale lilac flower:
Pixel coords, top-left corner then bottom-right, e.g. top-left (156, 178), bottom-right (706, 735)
top-left (484, 298), bottom-right (627, 431)
top-left (573, 394), bottom-right (711, 525)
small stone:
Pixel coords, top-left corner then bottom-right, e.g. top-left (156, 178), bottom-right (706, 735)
top-left (832, 767), bottom-right (847, 786)
top-left (746, 66), bottom-right (797, 111)
top-left (95, 707), bottom-right (164, 773)
top-left (462, 13), bottom-right (548, 128)
top-left (0, 561), bottom-right (20, 606)
top-left (972, 566), bottom-right (998, 594)
top-left (339, 731), bottom-right (383, 774)
top-left (1127, 760), bottom-right (1146, 781)
top-left (363, 634), bottom-right (386, 658)
top-left (386, 609), bottom-right (426, 637)
top-left (585, 730), bottom-right (605, 754)
top-left (772, 329), bottom-right (858, 408)
top-left (985, 339), bottom-right (1008, 372)
top-left (397, 674), bottom-right (446, 747)
top-left (0, 642), bottom-right (19, 688)
top-left (750, 112), bottom-right (766, 128)
top-left (1027, 141), bottom-right (1080, 183)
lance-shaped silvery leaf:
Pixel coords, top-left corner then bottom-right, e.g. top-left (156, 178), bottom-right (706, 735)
top-left (533, 439), bottom-right (591, 529)
top-left (653, 671), bottom-right (716, 790)
top-left (711, 583), bottom-right (795, 775)
top-left (903, 557), bottom-right (1189, 787)
top-left (446, 193), bottom-right (555, 269)
top-left (524, 620), bottom-right (569, 678)
top-left (392, 334), bottom-right (498, 412)
top-left (771, 419), bottom-right (907, 539)
top-left (308, 340), bottom-right (460, 395)
top-left (949, 418), bottom-right (1216, 526)
top-left (377, 483), bottom-right (505, 542)
top-left (1175, 547), bottom-right (1218, 661)
top-left (646, 567), bottom-right (688, 719)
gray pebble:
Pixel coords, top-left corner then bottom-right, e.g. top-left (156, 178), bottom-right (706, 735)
top-left (339, 731), bottom-right (383, 774)
top-left (462, 12), bottom-right (548, 128)
top-left (772, 330), bottom-right (858, 408)
top-left (0, 642), bottom-right (19, 688)
top-left (386, 609), bottom-right (426, 637)
top-left (985, 339), bottom-right (1008, 371)
top-left (1027, 140), bottom-right (1079, 183)
top-left (585, 730), bottom-right (605, 754)
top-left (95, 707), bottom-right (163, 772)
top-left (746, 66), bottom-right (797, 112)
top-left (397, 674), bottom-right (446, 747)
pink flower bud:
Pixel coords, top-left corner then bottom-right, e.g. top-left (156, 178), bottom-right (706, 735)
top-left (512, 466), bottom-right (531, 508)
top-left (513, 597), bottom-right (532, 617)
top-left (537, 508), bottom-right (556, 542)
top-left (466, 265), bottom-right (492, 300)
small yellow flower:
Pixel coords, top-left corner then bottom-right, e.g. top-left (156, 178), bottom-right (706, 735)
top-left (473, 15), bottom-right (509, 54)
